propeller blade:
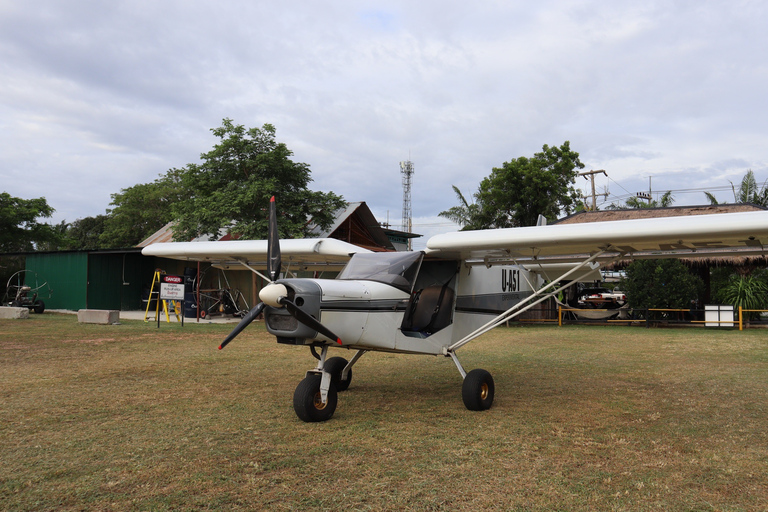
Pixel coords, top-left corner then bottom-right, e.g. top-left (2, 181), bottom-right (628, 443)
top-left (267, 196), bottom-right (281, 282)
top-left (279, 297), bottom-right (343, 345)
top-left (219, 302), bottom-right (267, 350)
top-left (261, 197), bottom-right (340, 345)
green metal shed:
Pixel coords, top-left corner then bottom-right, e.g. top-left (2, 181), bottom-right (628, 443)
top-left (24, 252), bottom-right (87, 310)
top-left (24, 249), bottom-right (155, 311)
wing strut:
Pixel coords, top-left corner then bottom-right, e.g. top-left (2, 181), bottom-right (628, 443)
top-left (447, 250), bottom-right (622, 353)
top-left (234, 259), bottom-right (272, 283)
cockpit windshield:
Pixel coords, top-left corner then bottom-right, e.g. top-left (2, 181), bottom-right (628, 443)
top-left (337, 251), bottom-right (424, 293)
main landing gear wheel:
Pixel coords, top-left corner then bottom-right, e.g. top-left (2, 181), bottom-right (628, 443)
top-left (324, 356), bottom-right (352, 391)
top-left (293, 375), bottom-right (338, 422)
top-left (462, 368), bottom-right (495, 411)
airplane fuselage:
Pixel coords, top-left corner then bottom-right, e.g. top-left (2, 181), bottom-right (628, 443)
top-left (263, 251), bottom-right (539, 356)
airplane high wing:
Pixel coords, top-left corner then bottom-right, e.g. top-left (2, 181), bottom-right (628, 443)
top-left (142, 238), bottom-right (370, 274)
top-left (142, 204), bottom-right (768, 422)
top-left (424, 210), bottom-right (768, 356)
top-left (426, 210), bottom-right (768, 263)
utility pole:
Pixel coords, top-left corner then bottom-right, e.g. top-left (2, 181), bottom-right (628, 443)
top-left (636, 192), bottom-right (652, 205)
top-left (579, 169), bottom-right (608, 210)
top-left (636, 176), bottom-right (654, 205)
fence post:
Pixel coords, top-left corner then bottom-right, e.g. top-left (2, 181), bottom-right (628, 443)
top-left (739, 306), bottom-right (743, 331)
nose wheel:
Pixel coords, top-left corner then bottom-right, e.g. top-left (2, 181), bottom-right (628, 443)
top-left (294, 347), bottom-right (365, 422)
top-left (293, 374), bottom-right (338, 422)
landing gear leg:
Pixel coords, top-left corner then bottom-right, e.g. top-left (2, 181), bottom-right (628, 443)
top-left (294, 345), bottom-right (338, 422)
top-left (294, 347), bottom-right (368, 421)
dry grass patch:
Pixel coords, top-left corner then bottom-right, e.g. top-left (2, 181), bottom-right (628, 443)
top-left (1, 315), bottom-right (767, 510)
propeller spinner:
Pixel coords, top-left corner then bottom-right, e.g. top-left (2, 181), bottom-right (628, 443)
top-left (218, 196), bottom-right (342, 349)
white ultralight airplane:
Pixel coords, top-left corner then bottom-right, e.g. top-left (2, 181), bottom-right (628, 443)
top-left (142, 198), bottom-right (768, 422)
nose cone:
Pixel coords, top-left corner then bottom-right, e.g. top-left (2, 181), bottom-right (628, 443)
top-left (259, 283), bottom-right (288, 307)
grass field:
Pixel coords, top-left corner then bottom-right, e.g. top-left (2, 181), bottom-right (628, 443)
top-left (1, 314), bottom-right (767, 511)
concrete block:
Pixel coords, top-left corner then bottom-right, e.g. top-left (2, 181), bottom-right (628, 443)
top-left (0, 307), bottom-right (30, 319)
top-left (77, 309), bottom-right (120, 325)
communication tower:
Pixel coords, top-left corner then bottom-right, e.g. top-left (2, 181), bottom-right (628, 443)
top-left (400, 160), bottom-right (414, 250)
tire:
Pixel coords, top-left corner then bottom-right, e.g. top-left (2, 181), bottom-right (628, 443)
top-left (324, 356), bottom-right (352, 391)
top-left (462, 369), bottom-right (495, 411)
top-left (293, 375), bottom-right (338, 422)
top-left (33, 300), bottom-right (45, 314)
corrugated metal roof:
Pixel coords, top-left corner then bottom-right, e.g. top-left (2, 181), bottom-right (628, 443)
top-left (137, 201), bottom-right (419, 252)
top-left (136, 222), bottom-right (176, 246)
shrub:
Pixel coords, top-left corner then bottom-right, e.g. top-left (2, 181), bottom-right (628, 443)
top-left (716, 272), bottom-right (768, 319)
top-left (621, 259), bottom-right (704, 310)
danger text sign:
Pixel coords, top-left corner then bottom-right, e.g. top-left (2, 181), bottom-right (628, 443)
top-left (159, 274), bottom-right (185, 300)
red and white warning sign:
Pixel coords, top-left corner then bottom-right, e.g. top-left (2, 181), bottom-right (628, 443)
top-left (159, 274), bottom-right (185, 300)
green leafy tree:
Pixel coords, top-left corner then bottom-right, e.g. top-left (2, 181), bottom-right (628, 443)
top-left (621, 259), bottom-right (704, 310)
top-left (443, 142), bottom-right (584, 229)
top-left (171, 119), bottom-right (346, 241)
top-left (438, 186), bottom-right (485, 230)
top-left (0, 192), bottom-right (60, 252)
top-left (704, 169), bottom-right (768, 206)
top-left (0, 255), bottom-right (25, 292)
top-left (35, 220), bottom-right (71, 251)
top-left (65, 215), bottom-right (110, 250)
top-left (101, 171), bottom-right (186, 248)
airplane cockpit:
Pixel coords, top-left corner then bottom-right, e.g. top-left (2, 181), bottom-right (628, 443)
top-left (336, 251), bottom-right (424, 293)
top-left (336, 251), bottom-right (459, 337)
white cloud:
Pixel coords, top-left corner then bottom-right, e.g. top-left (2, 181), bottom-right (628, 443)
top-left (1, 0), bottom-right (767, 229)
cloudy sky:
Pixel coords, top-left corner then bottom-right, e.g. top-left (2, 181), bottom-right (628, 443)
top-left (2, 1), bottom-right (767, 249)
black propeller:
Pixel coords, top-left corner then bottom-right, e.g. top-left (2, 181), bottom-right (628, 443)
top-left (218, 196), bottom-right (280, 350)
top-left (267, 195), bottom-right (281, 282)
top-left (218, 302), bottom-right (266, 350)
top-left (219, 195), bottom-right (342, 349)
top-left (279, 296), bottom-right (342, 345)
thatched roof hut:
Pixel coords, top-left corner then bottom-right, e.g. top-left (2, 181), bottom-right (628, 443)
top-left (555, 203), bottom-right (766, 224)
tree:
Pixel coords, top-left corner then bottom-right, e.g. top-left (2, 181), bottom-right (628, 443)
top-left (35, 220), bottom-right (71, 251)
top-left (0, 192), bottom-right (60, 252)
top-left (442, 141), bottom-right (584, 229)
top-left (437, 186), bottom-right (485, 230)
top-left (704, 170), bottom-right (768, 206)
top-left (620, 259), bottom-right (704, 310)
top-left (716, 271), bottom-right (768, 320)
top-left (171, 119), bottom-right (346, 241)
top-left (100, 171), bottom-right (186, 248)
top-left (66, 215), bottom-right (110, 250)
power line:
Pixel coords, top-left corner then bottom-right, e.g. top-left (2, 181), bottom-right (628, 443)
top-left (412, 222), bottom-right (457, 228)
